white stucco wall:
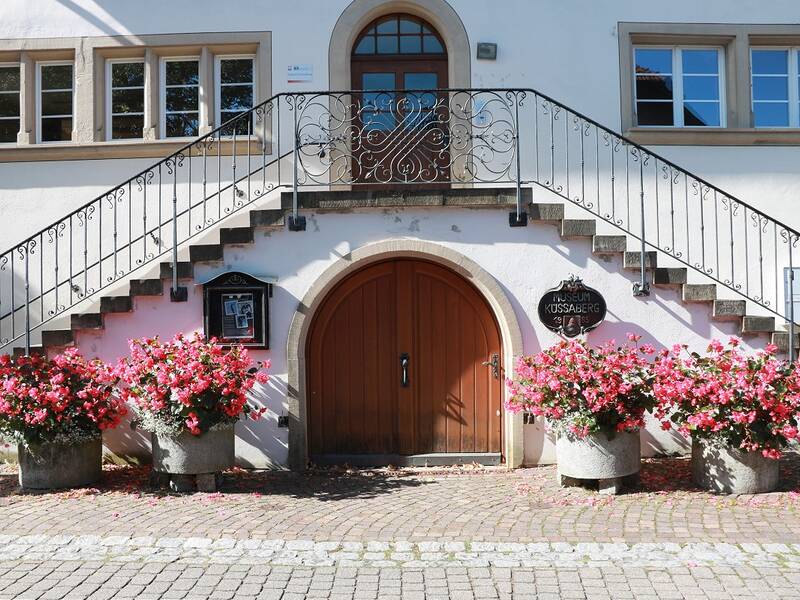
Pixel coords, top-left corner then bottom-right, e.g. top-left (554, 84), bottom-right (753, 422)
top-left (0, 1), bottom-right (795, 466)
top-left (1, 0), bottom-right (800, 246)
top-left (68, 207), bottom-right (761, 468)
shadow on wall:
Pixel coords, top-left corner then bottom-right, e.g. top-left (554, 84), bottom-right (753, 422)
top-left (235, 375), bottom-right (290, 470)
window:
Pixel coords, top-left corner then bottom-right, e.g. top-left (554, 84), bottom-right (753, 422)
top-left (0, 64), bottom-right (20, 143)
top-left (353, 14), bottom-right (445, 55)
top-left (215, 56), bottom-right (255, 136)
top-left (37, 62), bottom-right (74, 142)
top-left (751, 49), bottom-right (799, 127)
top-left (160, 58), bottom-right (200, 138)
top-left (634, 47), bottom-right (724, 127)
top-left (107, 60), bottom-right (145, 140)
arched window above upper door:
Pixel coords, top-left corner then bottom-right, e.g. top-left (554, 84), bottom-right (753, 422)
top-left (352, 14), bottom-right (447, 57)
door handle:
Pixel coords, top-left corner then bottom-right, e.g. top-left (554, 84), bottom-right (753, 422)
top-left (400, 353), bottom-right (410, 387)
top-left (482, 353), bottom-right (500, 379)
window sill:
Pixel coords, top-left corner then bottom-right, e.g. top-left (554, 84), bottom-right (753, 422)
top-left (0, 137), bottom-right (265, 163)
top-left (626, 127), bottom-right (800, 146)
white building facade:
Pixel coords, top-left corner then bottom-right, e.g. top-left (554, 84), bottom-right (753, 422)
top-left (1, 0), bottom-right (800, 469)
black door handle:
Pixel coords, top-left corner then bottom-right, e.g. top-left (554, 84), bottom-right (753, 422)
top-left (482, 353), bottom-right (500, 379)
top-left (400, 353), bottom-right (409, 387)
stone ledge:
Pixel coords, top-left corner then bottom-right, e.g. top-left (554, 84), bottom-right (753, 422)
top-left (281, 188), bottom-right (530, 211)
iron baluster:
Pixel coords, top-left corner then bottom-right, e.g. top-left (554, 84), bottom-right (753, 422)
top-left (654, 162), bottom-right (660, 248)
top-left (202, 142), bottom-right (208, 227)
top-left (790, 238), bottom-right (796, 362)
top-left (247, 115), bottom-right (252, 202)
top-left (231, 127), bottom-right (237, 213)
top-left (684, 173), bottom-right (690, 266)
top-left (39, 233), bottom-right (44, 325)
top-left (633, 150), bottom-right (649, 296)
top-left (187, 148), bottom-right (192, 233)
top-left (744, 206), bottom-right (750, 297)
top-left (729, 195), bottom-right (735, 288)
top-left (171, 157), bottom-right (178, 297)
top-left (714, 190), bottom-right (720, 277)
top-left (513, 93), bottom-right (523, 224)
top-left (23, 243), bottom-right (30, 355)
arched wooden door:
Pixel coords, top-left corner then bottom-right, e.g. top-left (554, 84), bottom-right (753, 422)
top-left (307, 259), bottom-right (503, 465)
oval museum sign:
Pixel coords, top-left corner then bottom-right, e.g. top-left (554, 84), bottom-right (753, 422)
top-left (537, 275), bottom-right (607, 338)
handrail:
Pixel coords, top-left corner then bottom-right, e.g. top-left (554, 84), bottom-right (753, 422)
top-left (1, 86), bottom-right (797, 358)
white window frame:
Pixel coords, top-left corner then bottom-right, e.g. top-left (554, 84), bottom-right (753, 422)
top-left (213, 54), bottom-right (256, 134)
top-left (0, 62), bottom-right (20, 145)
top-left (105, 58), bottom-right (146, 142)
top-left (750, 47), bottom-right (800, 128)
top-left (633, 46), bottom-right (726, 128)
top-left (159, 56), bottom-right (201, 140)
top-left (35, 59), bottom-right (75, 144)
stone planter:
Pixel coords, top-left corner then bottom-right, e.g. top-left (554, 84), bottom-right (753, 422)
top-left (556, 429), bottom-right (640, 495)
top-left (18, 436), bottom-right (102, 490)
top-left (152, 425), bottom-right (235, 492)
top-left (691, 438), bottom-right (779, 494)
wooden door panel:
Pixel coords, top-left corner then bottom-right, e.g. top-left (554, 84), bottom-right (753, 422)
top-left (412, 262), bottom-right (502, 454)
top-left (307, 262), bottom-right (397, 456)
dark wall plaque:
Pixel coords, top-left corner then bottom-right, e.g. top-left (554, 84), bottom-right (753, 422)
top-left (202, 271), bottom-right (270, 349)
top-left (537, 276), bottom-right (606, 337)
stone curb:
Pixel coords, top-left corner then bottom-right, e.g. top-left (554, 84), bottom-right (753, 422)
top-left (0, 535), bottom-right (799, 569)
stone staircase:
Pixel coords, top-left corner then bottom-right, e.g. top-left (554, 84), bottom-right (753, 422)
top-left (13, 189), bottom-right (799, 356)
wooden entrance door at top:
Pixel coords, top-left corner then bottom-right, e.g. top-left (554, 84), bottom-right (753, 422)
top-left (351, 58), bottom-right (450, 187)
top-left (306, 259), bottom-right (503, 461)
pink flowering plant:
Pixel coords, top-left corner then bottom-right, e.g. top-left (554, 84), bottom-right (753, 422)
top-left (118, 332), bottom-right (269, 437)
top-left (0, 349), bottom-right (125, 449)
top-left (653, 338), bottom-right (800, 459)
top-left (506, 336), bottom-right (656, 438)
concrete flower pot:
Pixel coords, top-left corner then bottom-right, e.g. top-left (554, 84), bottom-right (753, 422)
top-left (556, 429), bottom-right (640, 494)
top-left (691, 438), bottom-right (779, 494)
top-left (152, 425), bottom-right (235, 475)
top-left (18, 436), bottom-right (102, 490)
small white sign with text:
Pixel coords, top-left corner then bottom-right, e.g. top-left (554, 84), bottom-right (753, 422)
top-left (287, 64), bottom-right (313, 83)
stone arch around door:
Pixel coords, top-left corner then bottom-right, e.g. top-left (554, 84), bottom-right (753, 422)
top-left (286, 240), bottom-right (523, 470)
top-left (329, 0), bottom-right (471, 91)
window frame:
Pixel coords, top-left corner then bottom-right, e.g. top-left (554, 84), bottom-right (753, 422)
top-left (158, 55), bottom-right (201, 140)
top-left (35, 59), bottom-right (75, 144)
top-left (105, 57), bottom-right (146, 142)
top-left (750, 46), bottom-right (800, 128)
top-left (633, 45), bottom-right (727, 129)
top-left (0, 62), bottom-right (21, 145)
top-left (213, 53), bottom-right (257, 135)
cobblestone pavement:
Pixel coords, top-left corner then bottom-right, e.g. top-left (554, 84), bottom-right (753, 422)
top-left (1, 454), bottom-right (800, 598)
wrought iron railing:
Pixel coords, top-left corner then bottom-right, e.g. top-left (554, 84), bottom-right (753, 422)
top-left (1, 88), bottom-right (798, 357)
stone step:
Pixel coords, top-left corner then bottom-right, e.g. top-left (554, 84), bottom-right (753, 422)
top-left (159, 261), bottom-right (193, 280)
top-left (189, 244), bottom-right (224, 263)
top-left (71, 313), bottom-right (103, 330)
top-left (741, 316), bottom-right (776, 334)
top-left (42, 330), bottom-right (74, 347)
top-left (560, 219), bottom-right (596, 239)
top-left (623, 251), bottom-right (657, 270)
top-left (652, 268), bottom-right (687, 286)
top-left (250, 209), bottom-right (286, 229)
top-left (528, 203), bottom-right (564, 223)
top-left (592, 235), bottom-right (627, 255)
top-left (682, 284), bottom-right (717, 303)
top-left (100, 296), bottom-right (133, 313)
top-left (220, 227), bottom-right (255, 245)
top-left (711, 300), bottom-right (746, 321)
top-left (11, 346), bottom-right (45, 358)
top-left (772, 331), bottom-right (800, 353)
top-left (129, 279), bottom-right (164, 297)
